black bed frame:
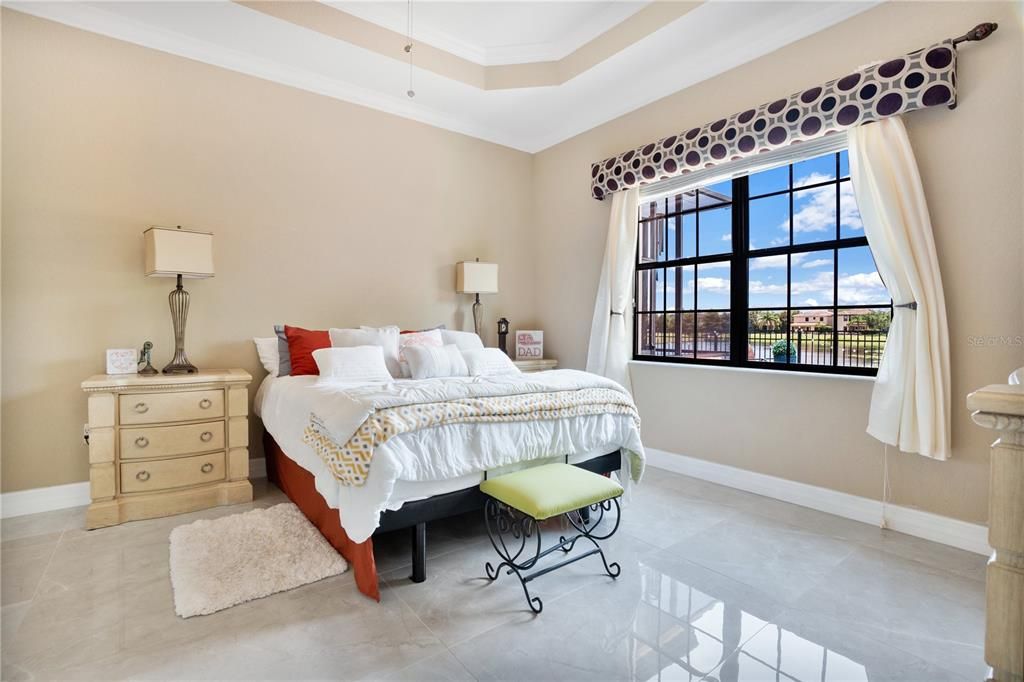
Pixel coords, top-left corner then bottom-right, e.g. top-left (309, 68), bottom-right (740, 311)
top-left (373, 451), bottom-right (623, 583)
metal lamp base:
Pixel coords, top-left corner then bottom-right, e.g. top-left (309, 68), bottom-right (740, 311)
top-left (162, 275), bottom-right (199, 374)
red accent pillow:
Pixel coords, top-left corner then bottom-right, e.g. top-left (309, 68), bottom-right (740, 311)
top-left (284, 325), bottom-right (330, 376)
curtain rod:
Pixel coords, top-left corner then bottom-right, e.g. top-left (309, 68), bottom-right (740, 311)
top-left (952, 22), bottom-right (998, 47)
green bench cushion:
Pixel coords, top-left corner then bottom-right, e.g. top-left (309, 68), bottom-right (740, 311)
top-left (480, 463), bottom-right (623, 521)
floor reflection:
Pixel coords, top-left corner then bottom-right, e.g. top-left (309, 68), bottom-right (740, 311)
top-left (631, 561), bottom-right (868, 682)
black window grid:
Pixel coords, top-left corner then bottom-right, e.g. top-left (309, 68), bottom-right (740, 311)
top-left (634, 151), bottom-right (893, 376)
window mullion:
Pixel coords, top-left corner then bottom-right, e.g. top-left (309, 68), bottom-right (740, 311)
top-left (731, 176), bottom-right (748, 365)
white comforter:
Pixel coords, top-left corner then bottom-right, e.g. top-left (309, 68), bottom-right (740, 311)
top-left (258, 369), bottom-right (645, 542)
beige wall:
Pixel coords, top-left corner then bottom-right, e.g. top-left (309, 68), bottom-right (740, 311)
top-left (0, 10), bottom-right (537, 492)
top-left (532, 1), bottom-right (1024, 524)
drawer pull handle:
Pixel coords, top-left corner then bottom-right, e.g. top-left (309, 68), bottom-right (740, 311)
top-left (201, 463), bottom-right (214, 474)
top-left (200, 431), bottom-right (214, 443)
top-left (134, 436), bottom-right (149, 448)
top-left (199, 398), bottom-right (213, 409)
top-left (136, 470), bottom-right (151, 482)
top-left (134, 402), bottom-right (149, 414)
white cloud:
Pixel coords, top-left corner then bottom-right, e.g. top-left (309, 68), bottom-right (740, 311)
top-left (750, 255), bottom-right (786, 271)
top-left (793, 171), bottom-right (833, 189)
top-left (721, 233), bottom-right (732, 242)
top-left (803, 298), bottom-right (819, 306)
top-left (749, 280), bottom-right (786, 295)
top-left (802, 258), bottom-right (832, 269)
top-left (791, 271), bottom-right (835, 302)
top-left (698, 262), bottom-right (730, 271)
top-left (783, 174), bottom-right (864, 236)
top-left (696, 277), bottom-right (731, 294)
top-left (837, 271), bottom-right (887, 304)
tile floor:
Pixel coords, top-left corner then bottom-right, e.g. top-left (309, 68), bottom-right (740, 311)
top-left (1, 472), bottom-right (987, 681)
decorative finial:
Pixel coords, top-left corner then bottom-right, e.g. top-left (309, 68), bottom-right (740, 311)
top-left (953, 22), bottom-right (998, 46)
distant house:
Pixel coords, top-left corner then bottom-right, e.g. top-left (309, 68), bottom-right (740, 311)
top-left (791, 309), bottom-right (880, 332)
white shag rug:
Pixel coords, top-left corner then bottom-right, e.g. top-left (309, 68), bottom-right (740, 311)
top-left (169, 503), bottom-right (348, 618)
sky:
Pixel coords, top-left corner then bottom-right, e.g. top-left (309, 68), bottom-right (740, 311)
top-left (646, 150), bottom-right (889, 312)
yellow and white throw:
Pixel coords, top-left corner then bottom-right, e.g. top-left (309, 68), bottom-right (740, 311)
top-left (302, 388), bottom-right (640, 486)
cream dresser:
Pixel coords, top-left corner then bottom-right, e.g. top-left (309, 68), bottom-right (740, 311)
top-left (80, 369), bottom-right (252, 529)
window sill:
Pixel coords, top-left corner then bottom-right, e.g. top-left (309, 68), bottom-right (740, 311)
top-left (628, 359), bottom-right (876, 382)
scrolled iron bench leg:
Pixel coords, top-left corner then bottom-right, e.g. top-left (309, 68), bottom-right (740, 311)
top-left (484, 495), bottom-right (621, 613)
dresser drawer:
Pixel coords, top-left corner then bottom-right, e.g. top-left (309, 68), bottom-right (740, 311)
top-left (119, 421), bottom-right (225, 460)
top-left (119, 389), bottom-right (224, 425)
top-left (120, 452), bottom-right (225, 494)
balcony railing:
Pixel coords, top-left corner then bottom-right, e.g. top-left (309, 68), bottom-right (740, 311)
top-left (638, 329), bottom-right (888, 368)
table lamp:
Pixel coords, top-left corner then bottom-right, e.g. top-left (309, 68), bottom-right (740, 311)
top-left (144, 226), bottom-right (214, 374)
top-left (456, 259), bottom-right (498, 337)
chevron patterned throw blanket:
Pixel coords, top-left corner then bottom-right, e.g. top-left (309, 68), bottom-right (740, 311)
top-left (302, 387), bottom-right (640, 486)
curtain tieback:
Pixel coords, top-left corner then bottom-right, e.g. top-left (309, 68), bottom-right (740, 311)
top-left (895, 301), bottom-right (918, 311)
top-left (610, 310), bottom-right (624, 316)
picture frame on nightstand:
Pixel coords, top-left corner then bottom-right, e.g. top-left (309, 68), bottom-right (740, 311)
top-left (105, 348), bottom-right (138, 374)
top-left (515, 330), bottom-right (543, 360)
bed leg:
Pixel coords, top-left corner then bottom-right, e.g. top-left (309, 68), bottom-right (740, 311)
top-left (411, 522), bottom-right (427, 583)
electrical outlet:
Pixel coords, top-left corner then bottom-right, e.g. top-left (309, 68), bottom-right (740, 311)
top-left (82, 423), bottom-right (90, 444)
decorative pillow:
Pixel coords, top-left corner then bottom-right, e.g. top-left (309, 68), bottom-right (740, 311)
top-left (405, 344), bottom-right (469, 380)
top-left (273, 325), bottom-right (292, 376)
top-left (332, 327), bottom-right (402, 378)
top-left (441, 329), bottom-right (485, 351)
top-left (397, 329), bottom-right (444, 377)
top-left (252, 337), bottom-right (280, 377)
top-left (313, 346), bottom-right (393, 384)
top-left (284, 325), bottom-right (331, 376)
top-left (462, 348), bottom-right (521, 377)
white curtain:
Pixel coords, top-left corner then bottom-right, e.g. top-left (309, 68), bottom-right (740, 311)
top-left (586, 188), bottom-right (640, 392)
top-left (849, 117), bottom-right (951, 460)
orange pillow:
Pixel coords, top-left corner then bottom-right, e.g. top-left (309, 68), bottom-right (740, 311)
top-left (284, 325), bottom-right (330, 376)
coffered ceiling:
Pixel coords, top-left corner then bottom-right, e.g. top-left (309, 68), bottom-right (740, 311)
top-left (9, 1), bottom-right (878, 152)
top-left (328, 1), bottom-right (649, 65)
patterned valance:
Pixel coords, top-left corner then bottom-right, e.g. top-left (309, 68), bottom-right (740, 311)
top-left (591, 41), bottom-right (957, 200)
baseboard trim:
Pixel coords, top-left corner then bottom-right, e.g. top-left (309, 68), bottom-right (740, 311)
top-left (1, 459), bottom-right (271, 520)
top-left (0, 481), bottom-right (92, 520)
top-left (645, 448), bottom-right (990, 556)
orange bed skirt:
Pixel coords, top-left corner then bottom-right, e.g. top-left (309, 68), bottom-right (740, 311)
top-left (263, 432), bottom-right (381, 601)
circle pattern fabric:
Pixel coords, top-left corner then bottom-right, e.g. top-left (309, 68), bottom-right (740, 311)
top-left (591, 41), bottom-right (957, 200)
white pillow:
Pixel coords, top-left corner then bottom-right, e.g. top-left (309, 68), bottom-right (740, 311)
top-left (253, 337), bottom-right (280, 377)
top-left (330, 327), bottom-right (401, 378)
top-left (405, 344), bottom-right (469, 380)
top-left (397, 329), bottom-right (444, 377)
top-left (440, 329), bottom-right (485, 351)
top-left (462, 348), bottom-right (521, 377)
top-left (313, 346), bottom-right (393, 384)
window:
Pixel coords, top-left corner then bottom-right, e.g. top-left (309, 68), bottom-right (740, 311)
top-left (634, 150), bottom-right (891, 375)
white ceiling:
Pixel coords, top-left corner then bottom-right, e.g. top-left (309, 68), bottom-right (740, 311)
top-left (328, 1), bottom-right (651, 65)
top-left (10, 1), bottom-right (878, 153)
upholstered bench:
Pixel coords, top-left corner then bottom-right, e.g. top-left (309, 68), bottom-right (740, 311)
top-left (480, 462), bottom-right (623, 613)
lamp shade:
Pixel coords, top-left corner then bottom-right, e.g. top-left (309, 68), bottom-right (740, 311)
top-left (144, 226), bottom-right (214, 278)
top-left (456, 261), bottom-right (498, 294)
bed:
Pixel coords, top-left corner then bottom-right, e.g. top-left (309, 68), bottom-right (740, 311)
top-left (254, 369), bottom-right (645, 600)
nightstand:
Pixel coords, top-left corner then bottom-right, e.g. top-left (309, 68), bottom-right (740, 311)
top-left (80, 369), bottom-right (252, 529)
top-left (513, 358), bottom-right (558, 373)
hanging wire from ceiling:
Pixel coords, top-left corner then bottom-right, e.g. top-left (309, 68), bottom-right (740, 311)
top-left (404, 0), bottom-right (415, 98)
